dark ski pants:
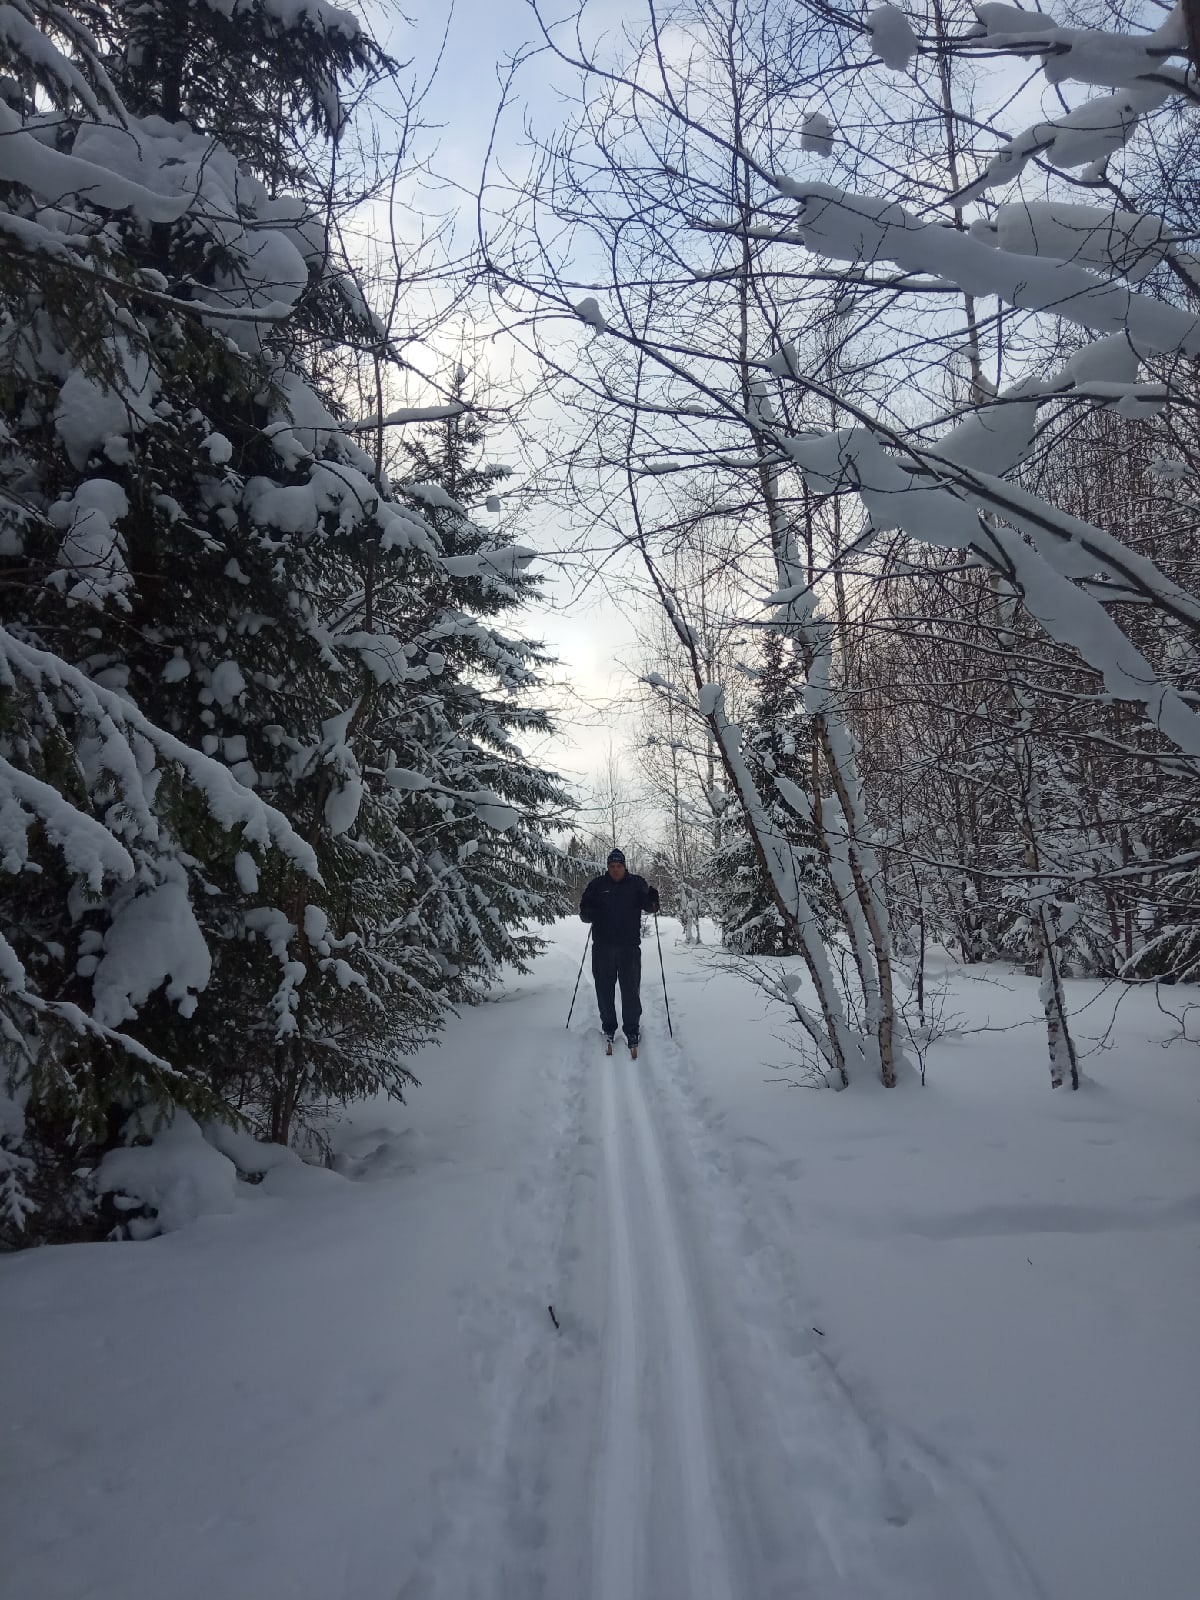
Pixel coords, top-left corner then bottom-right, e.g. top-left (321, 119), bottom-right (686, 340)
top-left (592, 941), bottom-right (641, 1041)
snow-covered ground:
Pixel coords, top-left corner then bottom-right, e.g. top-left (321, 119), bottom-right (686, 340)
top-left (3, 921), bottom-right (1198, 1599)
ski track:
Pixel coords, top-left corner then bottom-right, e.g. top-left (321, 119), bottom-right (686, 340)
top-left (411, 982), bottom-right (592, 1600)
top-left (422, 975), bottom-right (1042, 1599)
top-left (593, 1048), bottom-right (641, 1599)
top-left (622, 1051), bottom-right (737, 1600)
top-left (593, 1039), bottom-right (737, 1600)
top-left (639, 1011), bottom-right (1045, 1600)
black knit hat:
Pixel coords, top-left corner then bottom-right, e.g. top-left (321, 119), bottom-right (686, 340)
top-left (607, 848), bottom-right (626, 866)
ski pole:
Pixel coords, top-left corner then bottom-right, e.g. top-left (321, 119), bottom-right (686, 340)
top-left (654, 913), bottom-right (674, 1038)
top-left (566, 928), bottom-right (592, 1029)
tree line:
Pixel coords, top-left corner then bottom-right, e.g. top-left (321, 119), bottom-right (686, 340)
top-left (5, 0), bottom-right (1199, 1245)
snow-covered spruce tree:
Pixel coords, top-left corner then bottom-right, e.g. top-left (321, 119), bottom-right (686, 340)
top-left (0, 0), bottom-right (557, 1241)
top-left (712, 631), bottom-right (829, 956)
top-left (0, 0), bottom-right (369, 1236)
top-left (390, 376), bottom-right (572, 980)
top-left (562, 833), bottom-right (600, 907)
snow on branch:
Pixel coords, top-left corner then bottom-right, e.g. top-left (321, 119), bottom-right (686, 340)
top-left (959, 84), bottom-right (1171, 199)
top-left (781, 184), bottom-right (1200, 358)
top-left (441, 545), bottom-right (538, 583)
top-left (972, 200), bottom-right (1175, 284)
top-left (800, 111), bottom-right (835, 158)
top-left (868, 5), bottom-right (918, 72)
top-left (966, 2), bottom-right (1192, 93)
top-left (0, 102), bottom-right (191, 224)
top-left (0, 630), bottom-right (320, 876)
top-left (696, 680), bottom-right (869, 1081)
top-left (949, 5), bottom-right (1194, 194)
top-left (348, 404), bottom-right (467, 432)
top-left (774, 428), bottom-right (1200, 762)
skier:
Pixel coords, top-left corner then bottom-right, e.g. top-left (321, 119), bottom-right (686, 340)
top-left (579, 849), bottom-right (660, 1056)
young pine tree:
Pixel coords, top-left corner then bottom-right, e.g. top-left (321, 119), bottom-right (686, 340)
top-left (392, 379), bottom-right (573, 981)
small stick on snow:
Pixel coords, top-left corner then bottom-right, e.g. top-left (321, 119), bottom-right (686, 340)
top-left (548, 1305), bottom-right (561, 1332)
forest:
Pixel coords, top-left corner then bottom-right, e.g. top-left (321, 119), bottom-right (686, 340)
top-left (0, 0), bottom-right (1197, 1221)
top-left (3, 3), bottom-right (1199, 1597)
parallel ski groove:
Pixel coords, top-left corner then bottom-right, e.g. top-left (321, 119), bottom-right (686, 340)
top-left (593, 1044), bottom-right (642, 1600)
top-left (620, 1040), bottom-right (737, 1600)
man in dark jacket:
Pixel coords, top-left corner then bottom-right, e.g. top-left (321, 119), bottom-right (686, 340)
top-left (579, 848), bottom-right (660, 1053)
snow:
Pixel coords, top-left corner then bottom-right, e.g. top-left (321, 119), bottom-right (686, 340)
top-left (383, 765), bottom-right (433, 791)
top-left (970, 3), bottom-right (1191, 95)
top-left (303, 904), bottom-right (330, 946)
top-left (47, 477), bottom-right (131, 609)
top-left (323, 775), bottom-right (363, 836)
top-left (963, 84), bottom-right (1169, 196)
top-left (763, 418), bottom-right (1200, 761)
top-left (441, 545), bottom-right (537, 583)
top-left (206, 658), bottom-right (246, 708)
top-left (868, 5), bottom-right (917, 71)
top-left (94, 1111), bottom-right (237, 1234)
top-left (787, 183), bottom-right (1200, 359)
top-left (1059, 330), bottom-right (1140, 386)
top-left (0, 757), bottom-right (135, 889)
top-left (574, 295), bottom-right (609, 331)
top-left (407, 481), bottom-right (467, 515)
top-left (234, 850), bottom-right (259, 893)
top-left (55, 359), bottom-right (157, 470)
top-left (934, 382), bottom-right (1039, 474)
top-left (204, 1121), bottom-right (301, 1176)
top-left (245, 466), bottom-right (436, 555)
top-left (3, 923), bottom-right (1196, 1598)
top-left (0, 100), bottom-right (191, 225)
top-left (252, 0), bottom-right (361, 43)
top-left (800, 111), bottom-right (834, 157)
top-left (971, 201), bottom-right (1173, 283)
top-left (91, 876), bottom-right (212, 1028)
top-left (697, 681), bottom-right (722, 716)
top-left (202, 432), bottom-right (233, 464)
top-left (348, 403), bottom-right (465, 432)
top-left (470, 789), bottom-right (520, 832)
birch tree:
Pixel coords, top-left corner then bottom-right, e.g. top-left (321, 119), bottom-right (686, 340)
top-left (486, 0), bottom-right (1200, 1088)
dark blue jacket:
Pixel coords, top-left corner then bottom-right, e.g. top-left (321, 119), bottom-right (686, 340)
top-left (580, 872), bottom-right (660, 946)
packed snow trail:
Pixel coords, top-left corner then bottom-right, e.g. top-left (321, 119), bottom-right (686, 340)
top-left (5, 922), bottom-right (1196, 1600)
top-left (471, 991), bottom-right (1041, 1600)
top-left (593, 1039), bottom-right (735, 1600)
top-left (593, 1043), bottom-right (642, 1600)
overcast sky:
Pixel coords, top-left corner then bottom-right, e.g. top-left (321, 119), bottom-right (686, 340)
top-left (363, 0), bottom-right (1052, 846)
top-left (366, 0), bottom-right (652, 825)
